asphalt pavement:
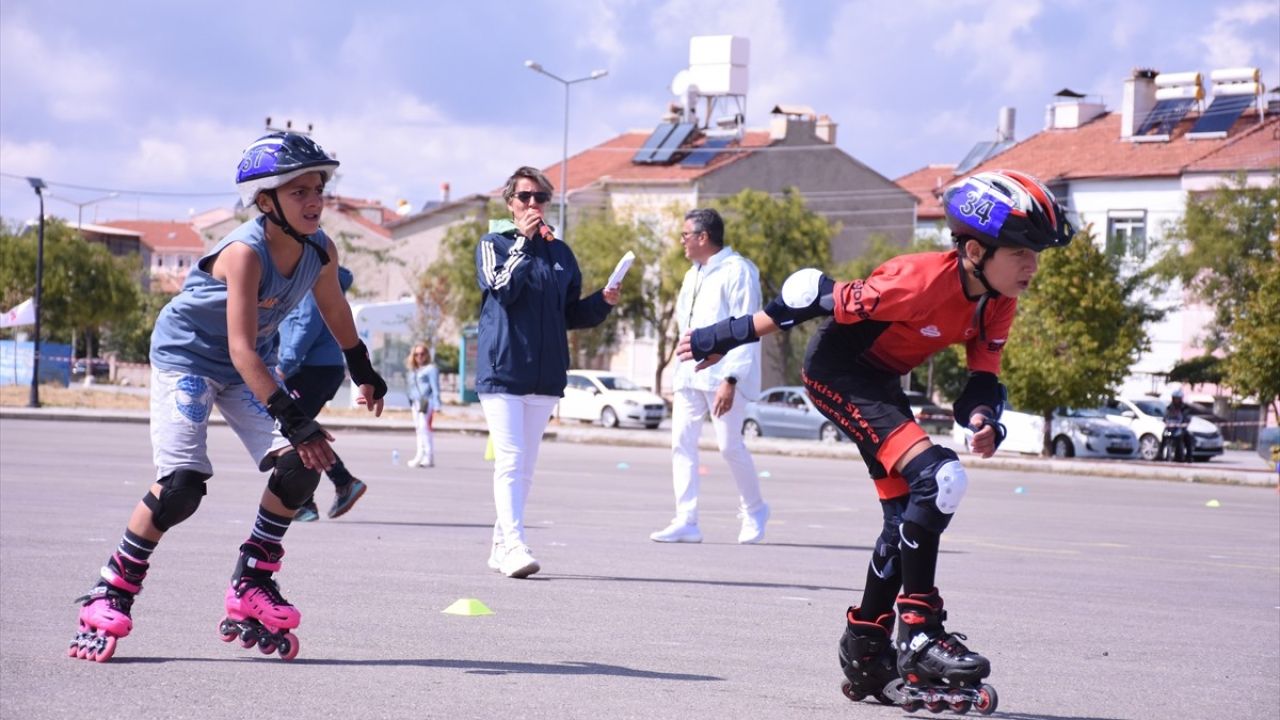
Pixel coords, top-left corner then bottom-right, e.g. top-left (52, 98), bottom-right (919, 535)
top-left (1, 415), bottom-right (1277, 720)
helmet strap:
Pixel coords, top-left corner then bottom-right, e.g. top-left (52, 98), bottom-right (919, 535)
top-left (260, 189), bottom-right (331, 265)
top-left (959, 238), bottom-right (1001, 341)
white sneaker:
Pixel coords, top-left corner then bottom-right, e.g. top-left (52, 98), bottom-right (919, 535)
top-left (738, 504), bottom-right (771, 544)
top-left (407, 456), bottom-right (423, 468)
top-left (486, 542), bottom-right (503, 572)
top-left (422, 457), bottom-right (434, 468)
top-left (649, 521), bottom-right (702, 543)
top-left (497, 544), bottom-right (541, 578)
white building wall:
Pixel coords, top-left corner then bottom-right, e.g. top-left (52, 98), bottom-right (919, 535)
top-left (1065, 178), bottom-right (1197, 398)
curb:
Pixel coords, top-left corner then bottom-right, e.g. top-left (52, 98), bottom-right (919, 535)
top-left (3, 406), bottom-right (1274, 488)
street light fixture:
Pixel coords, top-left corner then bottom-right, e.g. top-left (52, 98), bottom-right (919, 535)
top-left (524, 60), bottom-right (609, 239)
top-left (25, 177), bottom-right (46, 408)
top-left (47, 191), bottom-right (119, 228)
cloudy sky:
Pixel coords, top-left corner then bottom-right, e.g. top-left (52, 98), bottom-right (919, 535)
top-left (1, 0), bottom-right (1277, 225)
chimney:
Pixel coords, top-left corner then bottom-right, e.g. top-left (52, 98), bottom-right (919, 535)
top-left (769, 105), bottom-right (818, 143)
top-left (997, 107), bottom-right (1016, 142)
top-left (1121, 68), bottom-right (1158, 138)
top-left (440, 182), bottom-right (451, 203)
top-left (1045, 87), bottom-right (1106, 130)
top-left (816, 114), bottom-right (837, 144)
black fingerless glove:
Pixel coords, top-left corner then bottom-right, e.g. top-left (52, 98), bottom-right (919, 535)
top-left (266, 388), bottom-right (326, 446)
top-left (690, 315), bottom-right (759, 361)
top-left (342, 340), bottom-right (387, 399)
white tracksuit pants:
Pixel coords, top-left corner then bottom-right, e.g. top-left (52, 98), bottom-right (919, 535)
top-left (669, 386), bottom-right (765, 526)
top-left (411, 407), bottom-right (435, 464)
top-left (480, 392), bottom-right (559, 549)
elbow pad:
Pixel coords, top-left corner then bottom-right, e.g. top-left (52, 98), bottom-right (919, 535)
top-left (342, 340), bottom-right (388, 400)
top-left (690, 315), bottom-right (759, 361)
top-left (763, 268), bottom-right (835, 328)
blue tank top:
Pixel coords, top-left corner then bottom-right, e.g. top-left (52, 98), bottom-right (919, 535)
top-left (150, 218), bottom-right (327, 384)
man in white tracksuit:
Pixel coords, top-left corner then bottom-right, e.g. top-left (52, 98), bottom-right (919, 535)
top-left (651, 208), bottom-right (770, 545)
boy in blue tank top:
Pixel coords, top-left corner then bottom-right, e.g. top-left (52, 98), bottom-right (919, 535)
top-left (67, 132), bottom-right (388, 663)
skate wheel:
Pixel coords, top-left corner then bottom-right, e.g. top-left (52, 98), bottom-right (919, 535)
top-left (240, 636), bottom-right (257, 649)
top-left (839, 679), bottom-right (867, 703)
top-left (950, 699), bottom-right (972, 714)
top-left (925, 700), bottom-right (947, 713)
top-left (94, 636), bottom-right (117, 663)
top-left (67, 640), bottom-right (80, 658)
top-left (258, 640), bottom-right (276, 655)
top-left (903, 699), bottom-right (923, 713)
top-left (277, 632), bottom-right (299, 662)
top-left (218, 619), bottom-right (238, 642)
top-left (975, 684), bottom-right (998, 715)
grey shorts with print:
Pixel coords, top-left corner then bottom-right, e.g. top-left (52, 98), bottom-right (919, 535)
top-left (149, 367), bottom-right (289, 479)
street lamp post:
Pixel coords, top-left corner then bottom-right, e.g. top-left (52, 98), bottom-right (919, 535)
top-left (25, 177), bottom-right (46, 408)
top-left (48, 191), bottom-right (119, 228)
top-left (524, 61), bottom-right (608, 239)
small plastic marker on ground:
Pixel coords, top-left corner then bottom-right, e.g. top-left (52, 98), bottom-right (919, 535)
top-left (442, 598), bottom-right (494, 616)
top-left (1014, 486), bottom-right (1026, 494)
top-left (1205, 499), bottom-right (1221, 508)
top-left (759, 470), bottom-right (772, 478)
top-left (698, 465), bottom-right (710, 476)
top-left (617, 462), bottom-right (629, 470)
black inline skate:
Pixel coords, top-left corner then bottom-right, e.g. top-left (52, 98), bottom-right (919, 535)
top-left (838, 606), bottom-right (898, 705)
top-left (883, 590), bottom-right (997, 715)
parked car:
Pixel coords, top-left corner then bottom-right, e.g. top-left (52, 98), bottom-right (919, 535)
top-left (952, 407), bottom-right (1045, 456)
top-left (1100, 397), bottom-right (1224, 462)
top-left (743, 386), bottom-right (843, 444)
top-left (557, 370), bottom-right (665, 429)
top-left (905, 391), bottom-right (953, 435)
top-left (1049, 407), bottom-right (1138, 459)
top-left (71, 357), bottom-right (110, 382)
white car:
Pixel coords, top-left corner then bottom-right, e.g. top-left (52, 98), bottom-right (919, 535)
top-left (1100, 397), bottom-right (1225, 462)
top-left (557, 370), bottom-right (666, 429)
top-left (1049, 408), bottom-right (1139, 459)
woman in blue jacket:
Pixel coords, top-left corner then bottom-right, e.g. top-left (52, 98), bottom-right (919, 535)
top-left (475, 166), bottom-right (618, 578)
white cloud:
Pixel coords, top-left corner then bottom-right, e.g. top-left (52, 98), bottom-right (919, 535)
top-left (0, 16), bottom-right (121, 122)
top-left (934, 0), bottom-right (1047, 95)
top-left (1202, 1), bottom-right (1280, 72)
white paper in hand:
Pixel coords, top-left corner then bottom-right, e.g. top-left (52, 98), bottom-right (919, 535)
top-left (606, 251), bottom-right (635, 290)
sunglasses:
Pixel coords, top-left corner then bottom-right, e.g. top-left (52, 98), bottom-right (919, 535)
top-left (514, 191), bottom-right (552, 205)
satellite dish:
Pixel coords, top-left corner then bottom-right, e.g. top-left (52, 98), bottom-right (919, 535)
top-left (670, 69), bottom-right (692, 96)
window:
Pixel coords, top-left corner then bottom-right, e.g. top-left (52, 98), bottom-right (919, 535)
top-left (1106, 210), bottom-right (1147, 260)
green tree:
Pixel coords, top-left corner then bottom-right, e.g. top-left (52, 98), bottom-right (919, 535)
top-left (1150, 174), bottom-right (1280, 352)
top-left (425, 200), bottom-right (508, 325)
top-left (561, 209), bottom-right (660, 371)
top-left (714, 188), bottom-right (838, 383)
top-left (1003, 228), bottom-right (1151, 455)
top-left (0, 220), bottom-right (142, 358)
top-left (101, 291), bottom-right (174, 363)
top-left (1223, 240), bottom-right (1280, 421)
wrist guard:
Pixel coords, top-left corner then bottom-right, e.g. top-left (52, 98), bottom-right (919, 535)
top-left (690, 315), bottom-right (758, 361)
top-left (763, 268), bottom-right (835, 328)
top-left (343, 340), bottom-right (387, 399)
top-left (266, 388), bottom-right (326, 447)
top-left (968, 418), bottom-right (1008, 450)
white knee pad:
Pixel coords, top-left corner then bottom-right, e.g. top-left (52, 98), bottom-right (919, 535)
top-left (934, 460), bottom-right (969, 514)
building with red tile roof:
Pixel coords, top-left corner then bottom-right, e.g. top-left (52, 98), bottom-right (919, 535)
top-left (894, 67), bottom-right (1279, 402)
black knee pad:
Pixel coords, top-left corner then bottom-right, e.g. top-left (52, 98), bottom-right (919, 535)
top-left (143, 469), bottom-right (211, 532)
top-left (901, 445), bottom-right (968, 533)
top-left (266, 451), bottom-right (321, 510)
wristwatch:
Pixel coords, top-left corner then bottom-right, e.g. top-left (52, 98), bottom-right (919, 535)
top-left (724, 375), bottom-right (738, 386)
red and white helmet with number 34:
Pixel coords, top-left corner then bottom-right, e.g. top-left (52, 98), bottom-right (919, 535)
top-left (942, 170), bottom-right (1075, 252)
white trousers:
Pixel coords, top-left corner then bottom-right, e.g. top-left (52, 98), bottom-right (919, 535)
top-left (411, 407), bottom-right (435, 463)
top-left (479, 392), bottom-right (559, 548)
top-left (669, 386), bottom-right (764, 525)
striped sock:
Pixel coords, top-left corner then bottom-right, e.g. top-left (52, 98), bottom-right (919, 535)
top-left (251, 506), bottom-right (293, 545)
top-left (118, 529), bottom-right (158, 564)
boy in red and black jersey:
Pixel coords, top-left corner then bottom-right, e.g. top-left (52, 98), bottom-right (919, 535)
top-left (678, 170), bottom-right (1075, 710)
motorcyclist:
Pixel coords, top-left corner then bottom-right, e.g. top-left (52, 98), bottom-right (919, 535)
top-left (1161, 389), bottom-right (1194, 462)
